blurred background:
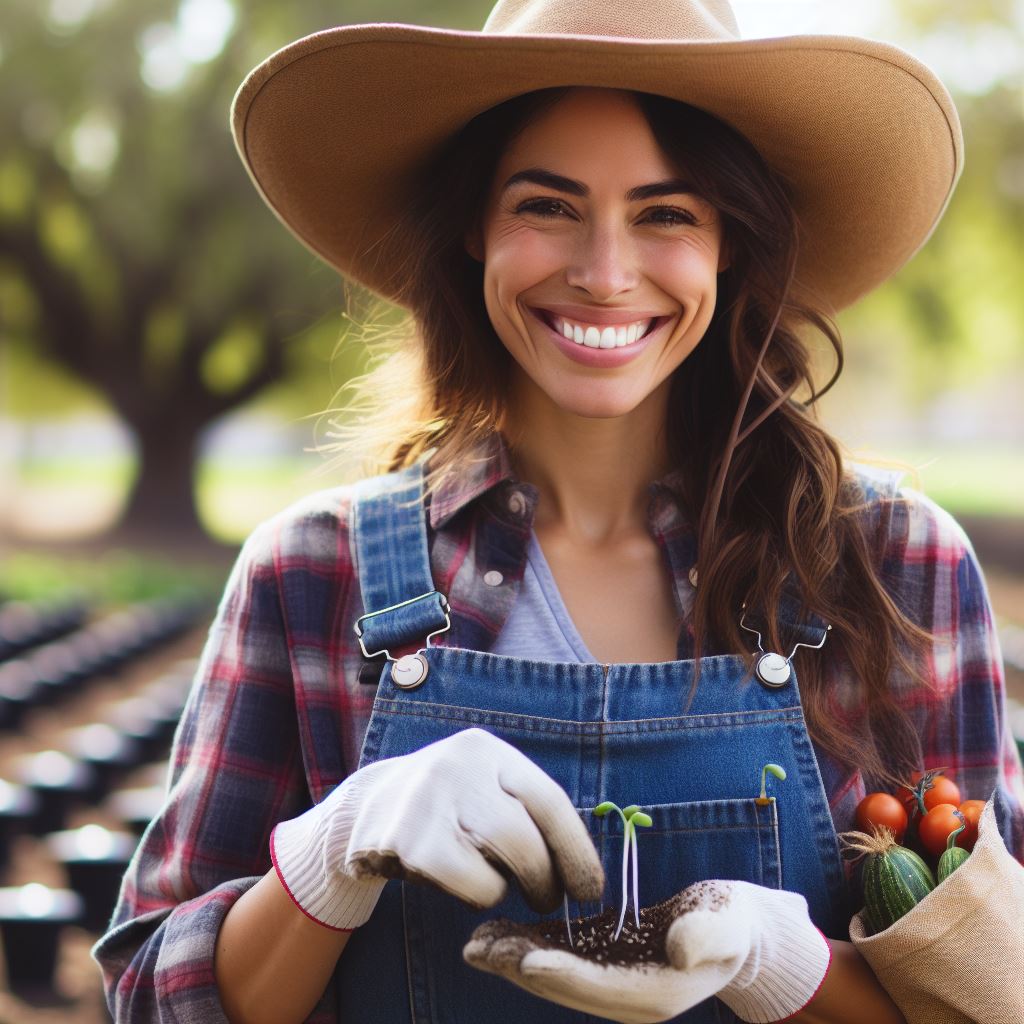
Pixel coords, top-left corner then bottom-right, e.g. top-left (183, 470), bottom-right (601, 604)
top-left (0, 0), bottom-right (1022, 1019)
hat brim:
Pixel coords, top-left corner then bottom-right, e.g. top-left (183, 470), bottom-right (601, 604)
top-left (232, 24), bottom-right (962, 313)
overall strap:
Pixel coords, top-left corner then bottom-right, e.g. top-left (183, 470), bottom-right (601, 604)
top-left (351, 459), bottom-right (450, 659)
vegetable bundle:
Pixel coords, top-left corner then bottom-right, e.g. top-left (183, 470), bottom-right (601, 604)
top-left (839, 768), bottom-right (980, 935)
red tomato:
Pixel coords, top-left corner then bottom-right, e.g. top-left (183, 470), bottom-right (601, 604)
top-left (917, 803), bottom-right (966, 857)
top-left (855, 792), bottom-right (908, 843)
top-left (956, 799), bottom-right (986, 850)
top-left (923, 776), bottom-right (962, 810)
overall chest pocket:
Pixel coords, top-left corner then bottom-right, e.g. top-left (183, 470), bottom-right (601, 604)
top-left (605, 797), bottom-right (782, 910)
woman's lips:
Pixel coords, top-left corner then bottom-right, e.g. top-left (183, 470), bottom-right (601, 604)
top-left (528, 308), bottom-right (669, 368)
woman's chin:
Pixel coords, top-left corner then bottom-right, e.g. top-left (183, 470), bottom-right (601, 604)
top-left (540, 380), bottom-right (659, 419)
top-left (540, 389), bottom-right (649, 421)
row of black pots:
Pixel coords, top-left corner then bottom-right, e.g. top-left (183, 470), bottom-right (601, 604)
top-left (0, 596), bottom-right (89, 663)
top-left (0, 596), bottom-right (208, 730)
top-left (0, 669), bottom-right (191, 864)
top-left (0, 823), bottom-right (138, 1001)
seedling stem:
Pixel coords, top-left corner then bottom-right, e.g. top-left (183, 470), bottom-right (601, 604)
top-left (757, 763), bottom-right (787, 806)
top-left (594, 801), bottom-right (653, 942)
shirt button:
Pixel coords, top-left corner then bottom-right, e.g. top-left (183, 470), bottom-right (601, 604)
top-left (507, 490), bottom-right (527, 517)
top-left (484, 570), bottom-right (504, 587)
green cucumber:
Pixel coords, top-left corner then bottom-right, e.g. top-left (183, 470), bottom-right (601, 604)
top-left (937, 822), bottom-right (970, 882)
top-left (840, 824), bottom-right (936, 935)
top-left (862, 841), bottom-right (935, 933)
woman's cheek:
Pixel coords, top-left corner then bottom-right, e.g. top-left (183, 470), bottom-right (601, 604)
top-left (489, 216), bottom-right (568, 260)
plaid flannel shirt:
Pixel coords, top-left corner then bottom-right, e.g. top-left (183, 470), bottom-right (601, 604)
top-left (93, 431), bottom-right (1024, 1022)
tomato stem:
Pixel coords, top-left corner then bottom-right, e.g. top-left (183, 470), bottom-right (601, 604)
top-left (945, 811), bottom-right (967, 851)
top-left (909, 767), bottom-right (949, 819)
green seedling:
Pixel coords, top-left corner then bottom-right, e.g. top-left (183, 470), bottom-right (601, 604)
top-left (756, 763), bottom-right (787, 806)
top-left (594, 801), bottom-right (653, 942)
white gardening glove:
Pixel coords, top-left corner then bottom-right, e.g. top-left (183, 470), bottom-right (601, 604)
top-left (270, 727), bottom-right (605, 931)
top-left (464, 879), bottom-right (831, 1023)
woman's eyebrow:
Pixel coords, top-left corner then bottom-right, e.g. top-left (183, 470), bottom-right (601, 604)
top-left (502, 167), bottom-right (699, 201)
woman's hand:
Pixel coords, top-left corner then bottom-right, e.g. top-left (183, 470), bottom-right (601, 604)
top-left (270, 727), bottom-right (605, 930)
top-left (464, 879), bottom-right (831, 1024)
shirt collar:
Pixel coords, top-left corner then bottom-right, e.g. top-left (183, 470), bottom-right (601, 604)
top-left (426, 431), bottom-right (518, 530)
top-left (426, 430), bottom-right (688, 531)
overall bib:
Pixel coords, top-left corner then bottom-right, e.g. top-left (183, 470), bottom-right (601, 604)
top-left (334, 461), bottom-right (852, 1024)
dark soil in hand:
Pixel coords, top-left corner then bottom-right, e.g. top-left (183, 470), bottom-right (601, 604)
top-left (487, 881), bottom-right (729, 968)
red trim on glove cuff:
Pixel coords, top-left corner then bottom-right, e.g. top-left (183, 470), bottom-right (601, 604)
top-left (269, 824), bottom-right (355, 934)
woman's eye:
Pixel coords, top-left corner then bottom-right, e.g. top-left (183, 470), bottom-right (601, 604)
top-left (644, 206), bottom-right (698, 227)
top-left (516, 198), bottom-right (569, 218)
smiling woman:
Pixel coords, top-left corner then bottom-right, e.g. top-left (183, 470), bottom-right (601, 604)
top-left (92, 1), bottom-right (1024, 1023)
top-left (470, 89), bottom-right (726, 403)
top-left (386, 83), bottom-right (869, 689)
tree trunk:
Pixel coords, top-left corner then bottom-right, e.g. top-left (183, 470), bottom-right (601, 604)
top-left (116, 420), bottom-right (208, 542)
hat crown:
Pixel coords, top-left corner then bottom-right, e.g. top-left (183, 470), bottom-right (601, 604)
top-left (483, 0), bottom-right (740, 41)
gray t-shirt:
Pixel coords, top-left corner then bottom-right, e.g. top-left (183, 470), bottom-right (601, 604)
top-left (491, 530), bottom-right (598, 663)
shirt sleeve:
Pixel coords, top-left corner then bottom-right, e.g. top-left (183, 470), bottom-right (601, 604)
top-left (886, 486), bottom-right (1024, 864)
top-left (91, 517), bottom-right (316, 1022)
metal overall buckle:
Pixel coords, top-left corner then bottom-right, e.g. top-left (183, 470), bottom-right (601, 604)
top-left (739, 603), bottom-right (831, 688)
top-left (353, 591), bottom-right (451, 690)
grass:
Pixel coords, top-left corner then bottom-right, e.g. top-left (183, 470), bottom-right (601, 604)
top-left (6, 445), bottom-right (1022, 550)
top-left (848, 446), bottom-right (1024, 516)
top-left (2, 446), bottom-right (1021, 611)
top-left (195, 458), bottom-right (349, 544)
top-left (10, 456), bottom-right (348, 546)
top-left (0, 548), bottom-right (226, 608)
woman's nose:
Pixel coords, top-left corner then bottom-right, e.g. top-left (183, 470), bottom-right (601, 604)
top-left (564, 225), bottom-right (640, 300)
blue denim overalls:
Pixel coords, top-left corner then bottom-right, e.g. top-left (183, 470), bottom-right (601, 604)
top-left (334, 460), bottom-right (851, 1023)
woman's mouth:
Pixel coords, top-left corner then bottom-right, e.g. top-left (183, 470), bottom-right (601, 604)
top-left (528, 307), bottom-right (672, 368)
top-left (542, 311), bottom-right (662, 348)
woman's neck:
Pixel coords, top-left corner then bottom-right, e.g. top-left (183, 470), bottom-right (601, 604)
top-left (502, 382), bottom-right (673, 548)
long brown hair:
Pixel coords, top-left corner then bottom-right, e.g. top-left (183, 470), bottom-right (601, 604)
top-left (320, 86), bottom-right (935, 791)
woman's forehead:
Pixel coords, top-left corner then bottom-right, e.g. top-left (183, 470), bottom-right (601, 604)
top-left (506, 86), bottom-right (649, 142)
top-left (493, 88), bottom-right (686, 185)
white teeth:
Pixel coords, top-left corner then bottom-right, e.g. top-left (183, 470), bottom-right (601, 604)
top-left (554, 315), bottom-right (655, 348)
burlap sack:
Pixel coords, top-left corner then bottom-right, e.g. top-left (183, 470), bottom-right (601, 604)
top-left (848, 789), bottom-right (1024, 1024)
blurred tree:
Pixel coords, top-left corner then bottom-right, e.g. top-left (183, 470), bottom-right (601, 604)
top-left (832, 0), bottom-right (1024, 431)
top-left (0, 0), bottom-right (1020, 542)
top-left (0, 0), bottom-right (487, 540)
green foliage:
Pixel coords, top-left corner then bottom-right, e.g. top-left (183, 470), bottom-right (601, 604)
top-left (200, 318), bottom-right (266, 395)
top-left (3, 335), bottom-right (111, 416)
top-left (0, 158), bottom-right (33, 220)
top-left (0, 549), bottom-right (225, 608)
top-left (142, 303), bottom-right (188, 391)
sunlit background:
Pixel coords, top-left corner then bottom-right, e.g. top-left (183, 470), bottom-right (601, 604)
top-left (0, 2), bottom-right (1022, 1016)
top-left (2, 0), bottom-right (1023, 553)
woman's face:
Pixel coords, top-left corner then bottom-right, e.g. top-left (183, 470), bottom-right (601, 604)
top-left (469, 87), bottom-right (727, 421)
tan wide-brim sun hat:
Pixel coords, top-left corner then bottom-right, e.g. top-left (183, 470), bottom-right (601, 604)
top-left (231, 0), bottom-right (962, 315)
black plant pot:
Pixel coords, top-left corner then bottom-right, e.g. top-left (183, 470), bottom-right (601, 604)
top-left (0, 884), bottom-right (82, 999)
